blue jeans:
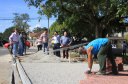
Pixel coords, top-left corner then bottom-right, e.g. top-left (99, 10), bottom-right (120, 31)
top-left (53, 43), bottom-right (60, 57)
top-left (19, 43), bottom-right (24, 56)
top-left (43, 43), bottom-right (49, 55)
top-left (13, 42), bottom-right (18, 57)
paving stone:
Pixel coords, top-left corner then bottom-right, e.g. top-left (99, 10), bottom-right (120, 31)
top-left (79, 70), bottom-right (128, 84)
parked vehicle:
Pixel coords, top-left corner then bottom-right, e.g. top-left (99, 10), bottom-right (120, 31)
top-left (4, 41), bottom-right (30, 48)
top-left (111, 44), bottom-right (117, 48)
top-left (0, 40), bottom-right (3, 47)
top-left (2, 40), bottom-right (8, 45)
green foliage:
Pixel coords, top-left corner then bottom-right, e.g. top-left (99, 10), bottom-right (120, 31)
top-left (32, 27), bottom-right (47, 33)
top-left (50, 19), bottom-right (95, 41)
top-left (0, 32), bottom-right (3, 39)
top-left (2, 26), bottom-right (23, 41)
top-left (124, 32), bottom-right (128, 43)
top-left (12, 13), bottom-right (30, 32)
top-left (24, 0), bottom-right (128, 38)
top-left (2, 27), bottom-right (15, 41)
top-left (50, 21), bottom-right (66, 36)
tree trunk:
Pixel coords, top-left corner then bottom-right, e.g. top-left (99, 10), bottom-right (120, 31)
top-left (95, 25), bottom-right (102, 38)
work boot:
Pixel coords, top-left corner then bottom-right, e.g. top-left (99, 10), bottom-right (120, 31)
top-left (94, 72), bottom-right (106, 75)
top-left (86, 70), bottom-right (92, 74)
top-left (107, 72), bottom-right (118, 75)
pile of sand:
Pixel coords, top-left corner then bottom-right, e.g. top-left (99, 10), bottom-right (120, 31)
top-left (20, 51), bottom-right (69, 63)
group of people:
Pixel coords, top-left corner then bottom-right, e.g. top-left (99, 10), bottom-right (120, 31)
top-left (9, 28), bottom-right (26, 59)
top-left (52, 31), bottom-right (72, 59)
top-left (36, 29), bottom-right (72, 59)
top-left (10, 28), bottom-right (127, 75)
top-left (36, 29), bottom-right (49, 54)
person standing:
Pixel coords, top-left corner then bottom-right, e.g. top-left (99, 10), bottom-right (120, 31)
top-left (36, 36), bottom-right (42, 51)
top-left (23, 35), bottom-right (27, 55)
top-left (122, 41), bottom-right (127, 56)
top-left (60, 31), bottom-right (72, 59)
top-left (18, 32), bottom-right (21, 54)
top-left (78, 38), bottom-right (118, 75)
top-left (19, 31), bottom-right (24, 56)
top-left (9, 28), bottom-right (19, 58)
top-left (9, 32), bottom-right (13, 54)
top-left (51, 31), bottom-right (60, 57)
top-left (40, 29), bottom-right (49, 55)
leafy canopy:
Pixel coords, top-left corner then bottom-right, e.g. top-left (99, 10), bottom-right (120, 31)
top-left (32, 27), bottom-right (47, 33)
top-left (24, 0), bottom-right (128, 38)
top-left (12, 13), bottom-right (30, 32)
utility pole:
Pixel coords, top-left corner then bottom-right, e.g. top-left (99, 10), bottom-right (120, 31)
top-left (48, 17), bottom-right (49, 48)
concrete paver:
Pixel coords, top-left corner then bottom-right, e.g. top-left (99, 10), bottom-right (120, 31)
top-left (21, 62), bottom-right (99, 84)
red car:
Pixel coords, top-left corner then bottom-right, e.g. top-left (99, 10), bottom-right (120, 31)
top-left (4, 41), bottom-right (30, 48)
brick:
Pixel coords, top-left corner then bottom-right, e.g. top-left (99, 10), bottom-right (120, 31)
top-left (80, 70), bottom-right (128, 84)
top-left (106, 57), bottom-right (124, 72)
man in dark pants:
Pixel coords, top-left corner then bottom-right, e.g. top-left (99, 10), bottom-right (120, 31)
top-left (79, 38), bottom-right (118, 75)
top-left (19, 31), bottom-right (24, 56)
top-left (51, 31), bottom-right (60, 57)
top-left (122, 41), bottom-right (127, 56)
top-left (60, 31), bottom-right (72, 59)
top-left (9, 32), bottom-right (13, 54)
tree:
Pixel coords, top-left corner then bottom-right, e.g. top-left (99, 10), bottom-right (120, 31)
top-left (32, 27), bottom-right (47, 33)
top-left (2, 27), bottom-right (15, 41)
top-left (24, 0), bottom-right (128, 38)
top-left (2, 26), bottom-right (23, 41)
top-left (0, 32), bottom-right (3, 40)
top-left (124, 32), bottom-right (128, 43)
top-left (12, 13), bottom-right (30, 32)
top-left (50, 20), bottom-right (95, 41)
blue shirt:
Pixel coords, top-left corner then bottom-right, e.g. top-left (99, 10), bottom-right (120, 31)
top-left (122, 43), bottom-right (127, 50)
top-left (60, 36), bottom-right (72, 45)
top-left (19, 34), bottom-right (24, 44)
top-left (85, 38), bottom-right (109, 54)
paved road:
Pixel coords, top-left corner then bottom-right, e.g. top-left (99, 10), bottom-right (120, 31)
top-left (20, 47), bottom-right (99, 84)
top-left (0, 47), bottom-right (10, 56)
top-left (17, 46), bottom-right (128, 84)
top-left (22, 63), bottom-right (98, 84)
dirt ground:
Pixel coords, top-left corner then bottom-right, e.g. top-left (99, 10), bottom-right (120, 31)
top-left (0, 62), bottom-right (11, 84)
top-left (0, 47), bottom-right (12, 84)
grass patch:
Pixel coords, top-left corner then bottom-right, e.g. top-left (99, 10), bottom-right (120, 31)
top-left (71, 54), bottom-right (80, 57)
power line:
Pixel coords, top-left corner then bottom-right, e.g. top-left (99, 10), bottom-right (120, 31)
top-left (0, 18), bottom-right (56, 20)
top-left (0, 18), bottom-right (38, 20)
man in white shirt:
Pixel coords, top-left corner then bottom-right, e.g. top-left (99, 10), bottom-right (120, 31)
top-left (9, 28), bottom-right (19, 58)
top-left (51, 31), bottom-right (60, 57)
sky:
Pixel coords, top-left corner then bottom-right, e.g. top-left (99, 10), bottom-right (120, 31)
top-left (0, 0), bottom-right (57, 33)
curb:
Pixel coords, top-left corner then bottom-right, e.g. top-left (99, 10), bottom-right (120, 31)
top-left (16, 58), bottom-right (32, 84)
